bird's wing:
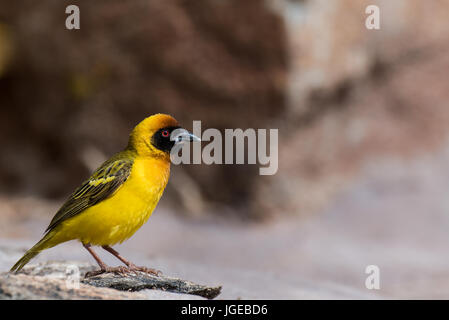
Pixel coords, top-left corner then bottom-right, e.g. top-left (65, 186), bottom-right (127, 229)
top-left (45, 153), bottom-right (134, 233)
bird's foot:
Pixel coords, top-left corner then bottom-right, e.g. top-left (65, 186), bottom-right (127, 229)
top-left (84, 265), bottom-right (161, 278)
top-left (84, 266), bottom-right (130, 278)
top-left (127, 263), bottom-right (162, 276)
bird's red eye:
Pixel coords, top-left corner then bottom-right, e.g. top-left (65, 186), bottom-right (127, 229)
top-left (161, 130), bottom-right (170, 138)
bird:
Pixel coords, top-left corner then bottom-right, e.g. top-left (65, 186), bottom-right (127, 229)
top-left (10, 113), bottom-right (200, 276)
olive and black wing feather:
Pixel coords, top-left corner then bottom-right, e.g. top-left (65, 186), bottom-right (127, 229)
top-left (45, 153), bottom-right (134, 233)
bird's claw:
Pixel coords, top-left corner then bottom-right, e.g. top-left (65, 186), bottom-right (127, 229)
top-left (84, 265), bottom-right (161, 278)
top-left (127, 264), bottom-right (162, 276)
top-left (84, 266), bottom-right (132, 278)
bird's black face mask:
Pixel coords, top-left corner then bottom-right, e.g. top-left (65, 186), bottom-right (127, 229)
top-left (151, 126), bottom-right (200, 153)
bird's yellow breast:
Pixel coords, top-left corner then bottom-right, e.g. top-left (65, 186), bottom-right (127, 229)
top-left (57, 157), bottom-right (170, 246)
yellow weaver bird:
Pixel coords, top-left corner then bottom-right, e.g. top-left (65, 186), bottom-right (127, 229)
top-left (11, 114), bottom-right (199, 276)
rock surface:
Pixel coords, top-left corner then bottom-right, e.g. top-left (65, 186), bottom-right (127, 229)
top-left (0, 242), bottom-right (373, 300)
top-left (0, 260), bottom-right (221, 300)
top-left (0, 273), bottom-right (146, 300)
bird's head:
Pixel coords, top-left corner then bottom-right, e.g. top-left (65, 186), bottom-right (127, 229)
top-left (127, 113), bottom-right (199, 159)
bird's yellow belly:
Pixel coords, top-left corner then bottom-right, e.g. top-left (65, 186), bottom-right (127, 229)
top-left (57, 158), bottom-right (170, 246)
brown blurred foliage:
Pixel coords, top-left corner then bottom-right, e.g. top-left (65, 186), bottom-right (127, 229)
top-left (0, 0), bottom-right (286, 218)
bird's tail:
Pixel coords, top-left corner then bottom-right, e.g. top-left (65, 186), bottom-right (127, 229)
top-left (10, 230), bottom-right (58, 272)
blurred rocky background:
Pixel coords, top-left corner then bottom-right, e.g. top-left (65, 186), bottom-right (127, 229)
top-left (0, 0), bottom-right (448, 220)
top-left (0, 0), bottom-right (286, 219)
top-left (2, 0), bottom-right (449, 299)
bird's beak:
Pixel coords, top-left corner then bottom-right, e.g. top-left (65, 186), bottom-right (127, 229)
top-left (171, 128), bottom-right (201, 144)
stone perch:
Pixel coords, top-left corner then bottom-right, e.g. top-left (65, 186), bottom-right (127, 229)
top-left (83, 271), bottom-right (222, 299)
top-left (0, 261), bottom-right (222, 300)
